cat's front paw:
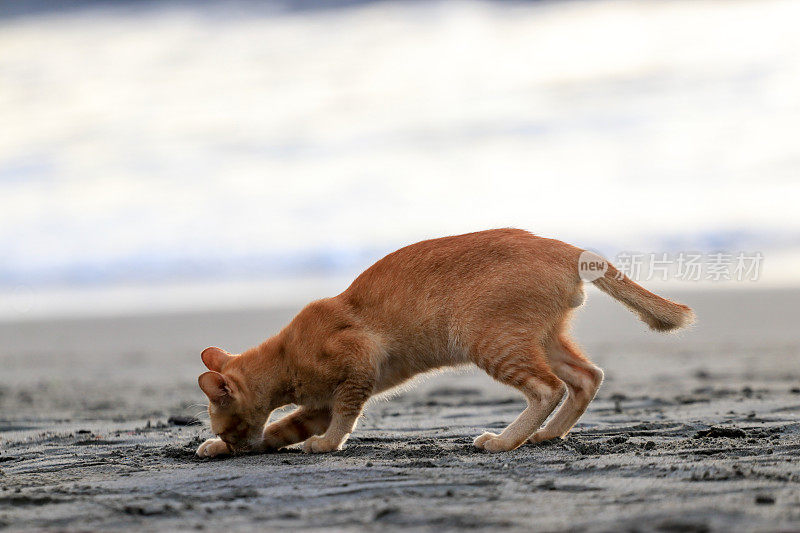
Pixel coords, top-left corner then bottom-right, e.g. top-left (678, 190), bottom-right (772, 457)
top-left (473, 432), bottom-right (516, 452)
top-left (303, 435), bottom-right (342, 454)
top-left (196, 438), bottom-right (231, 458)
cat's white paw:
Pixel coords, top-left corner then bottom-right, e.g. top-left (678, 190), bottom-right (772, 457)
top-left (196, 438), bottom-right (230, 458)
top-left (303, 435), bottom-right (342, 454)
top-left (473, 432), bottom-right (515, 452)
top-left (473, 431), bottom-right (498, 449)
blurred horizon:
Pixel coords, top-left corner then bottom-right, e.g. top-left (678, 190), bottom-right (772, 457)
top-left (2, 0), bottom-right (799, 320)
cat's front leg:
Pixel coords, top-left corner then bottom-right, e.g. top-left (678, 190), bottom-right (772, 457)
top-left (258, 407), bottom-right (331, 451)
top-left (196, 437), bottom-right (231, 458)
top-left (303, 375), bottom-right (374, 454)
top-left (302, 409), bottom-right (359, 453)
top-left (303, 433), bottom-right (344, 453)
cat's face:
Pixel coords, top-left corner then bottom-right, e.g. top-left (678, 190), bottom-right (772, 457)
top-left (198, 347), bottom-right (270, 453)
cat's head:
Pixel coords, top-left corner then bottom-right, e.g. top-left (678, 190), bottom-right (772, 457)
top-left (197, 347), bottom-right (271, 453)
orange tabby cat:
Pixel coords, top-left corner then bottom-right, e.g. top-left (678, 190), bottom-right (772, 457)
top-left (196, 229), bottom-right (694, 457)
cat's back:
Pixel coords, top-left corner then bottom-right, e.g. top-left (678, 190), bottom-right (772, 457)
top-left (342, 228), bottom-right (580, 307)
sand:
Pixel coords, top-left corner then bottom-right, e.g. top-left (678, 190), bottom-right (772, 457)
top-left (1, 288), bottom-right (798, 531)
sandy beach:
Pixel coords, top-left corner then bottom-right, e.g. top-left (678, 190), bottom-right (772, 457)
top-left (1, 287), bottom-right (798, 531)
top-left (2, 0), bottom-right (799, 530)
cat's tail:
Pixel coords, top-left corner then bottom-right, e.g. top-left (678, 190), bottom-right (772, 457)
top-left (590, 262), bottom-right (695, 332)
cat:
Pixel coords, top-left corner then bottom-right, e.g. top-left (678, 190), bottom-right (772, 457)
top-left (196, 228), bottom-right (694, 457)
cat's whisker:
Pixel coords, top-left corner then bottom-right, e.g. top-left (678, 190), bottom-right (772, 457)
top-left (191, 409), bottom-right (210, 420)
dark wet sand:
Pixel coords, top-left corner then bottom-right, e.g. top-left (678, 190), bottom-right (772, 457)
top-left (1, 288), bottom-right (799, 531)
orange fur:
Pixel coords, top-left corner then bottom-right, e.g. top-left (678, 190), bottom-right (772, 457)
top-left (195, 228), bottom-right (694, 457)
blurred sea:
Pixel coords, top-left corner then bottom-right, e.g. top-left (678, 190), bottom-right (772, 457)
top-left (1, 0), bottom-right (799, 319)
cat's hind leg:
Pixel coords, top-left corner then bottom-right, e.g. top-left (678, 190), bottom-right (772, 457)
top-left (529, 335), bottom-right (603, 443)
top-left (473, 345), bottom-right (565, 452)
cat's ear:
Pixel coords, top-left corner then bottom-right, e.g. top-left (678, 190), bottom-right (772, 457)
top-left (201, 347), bottom-right (233, 372)
top-left (198, 371), bottom-right (232, 404)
